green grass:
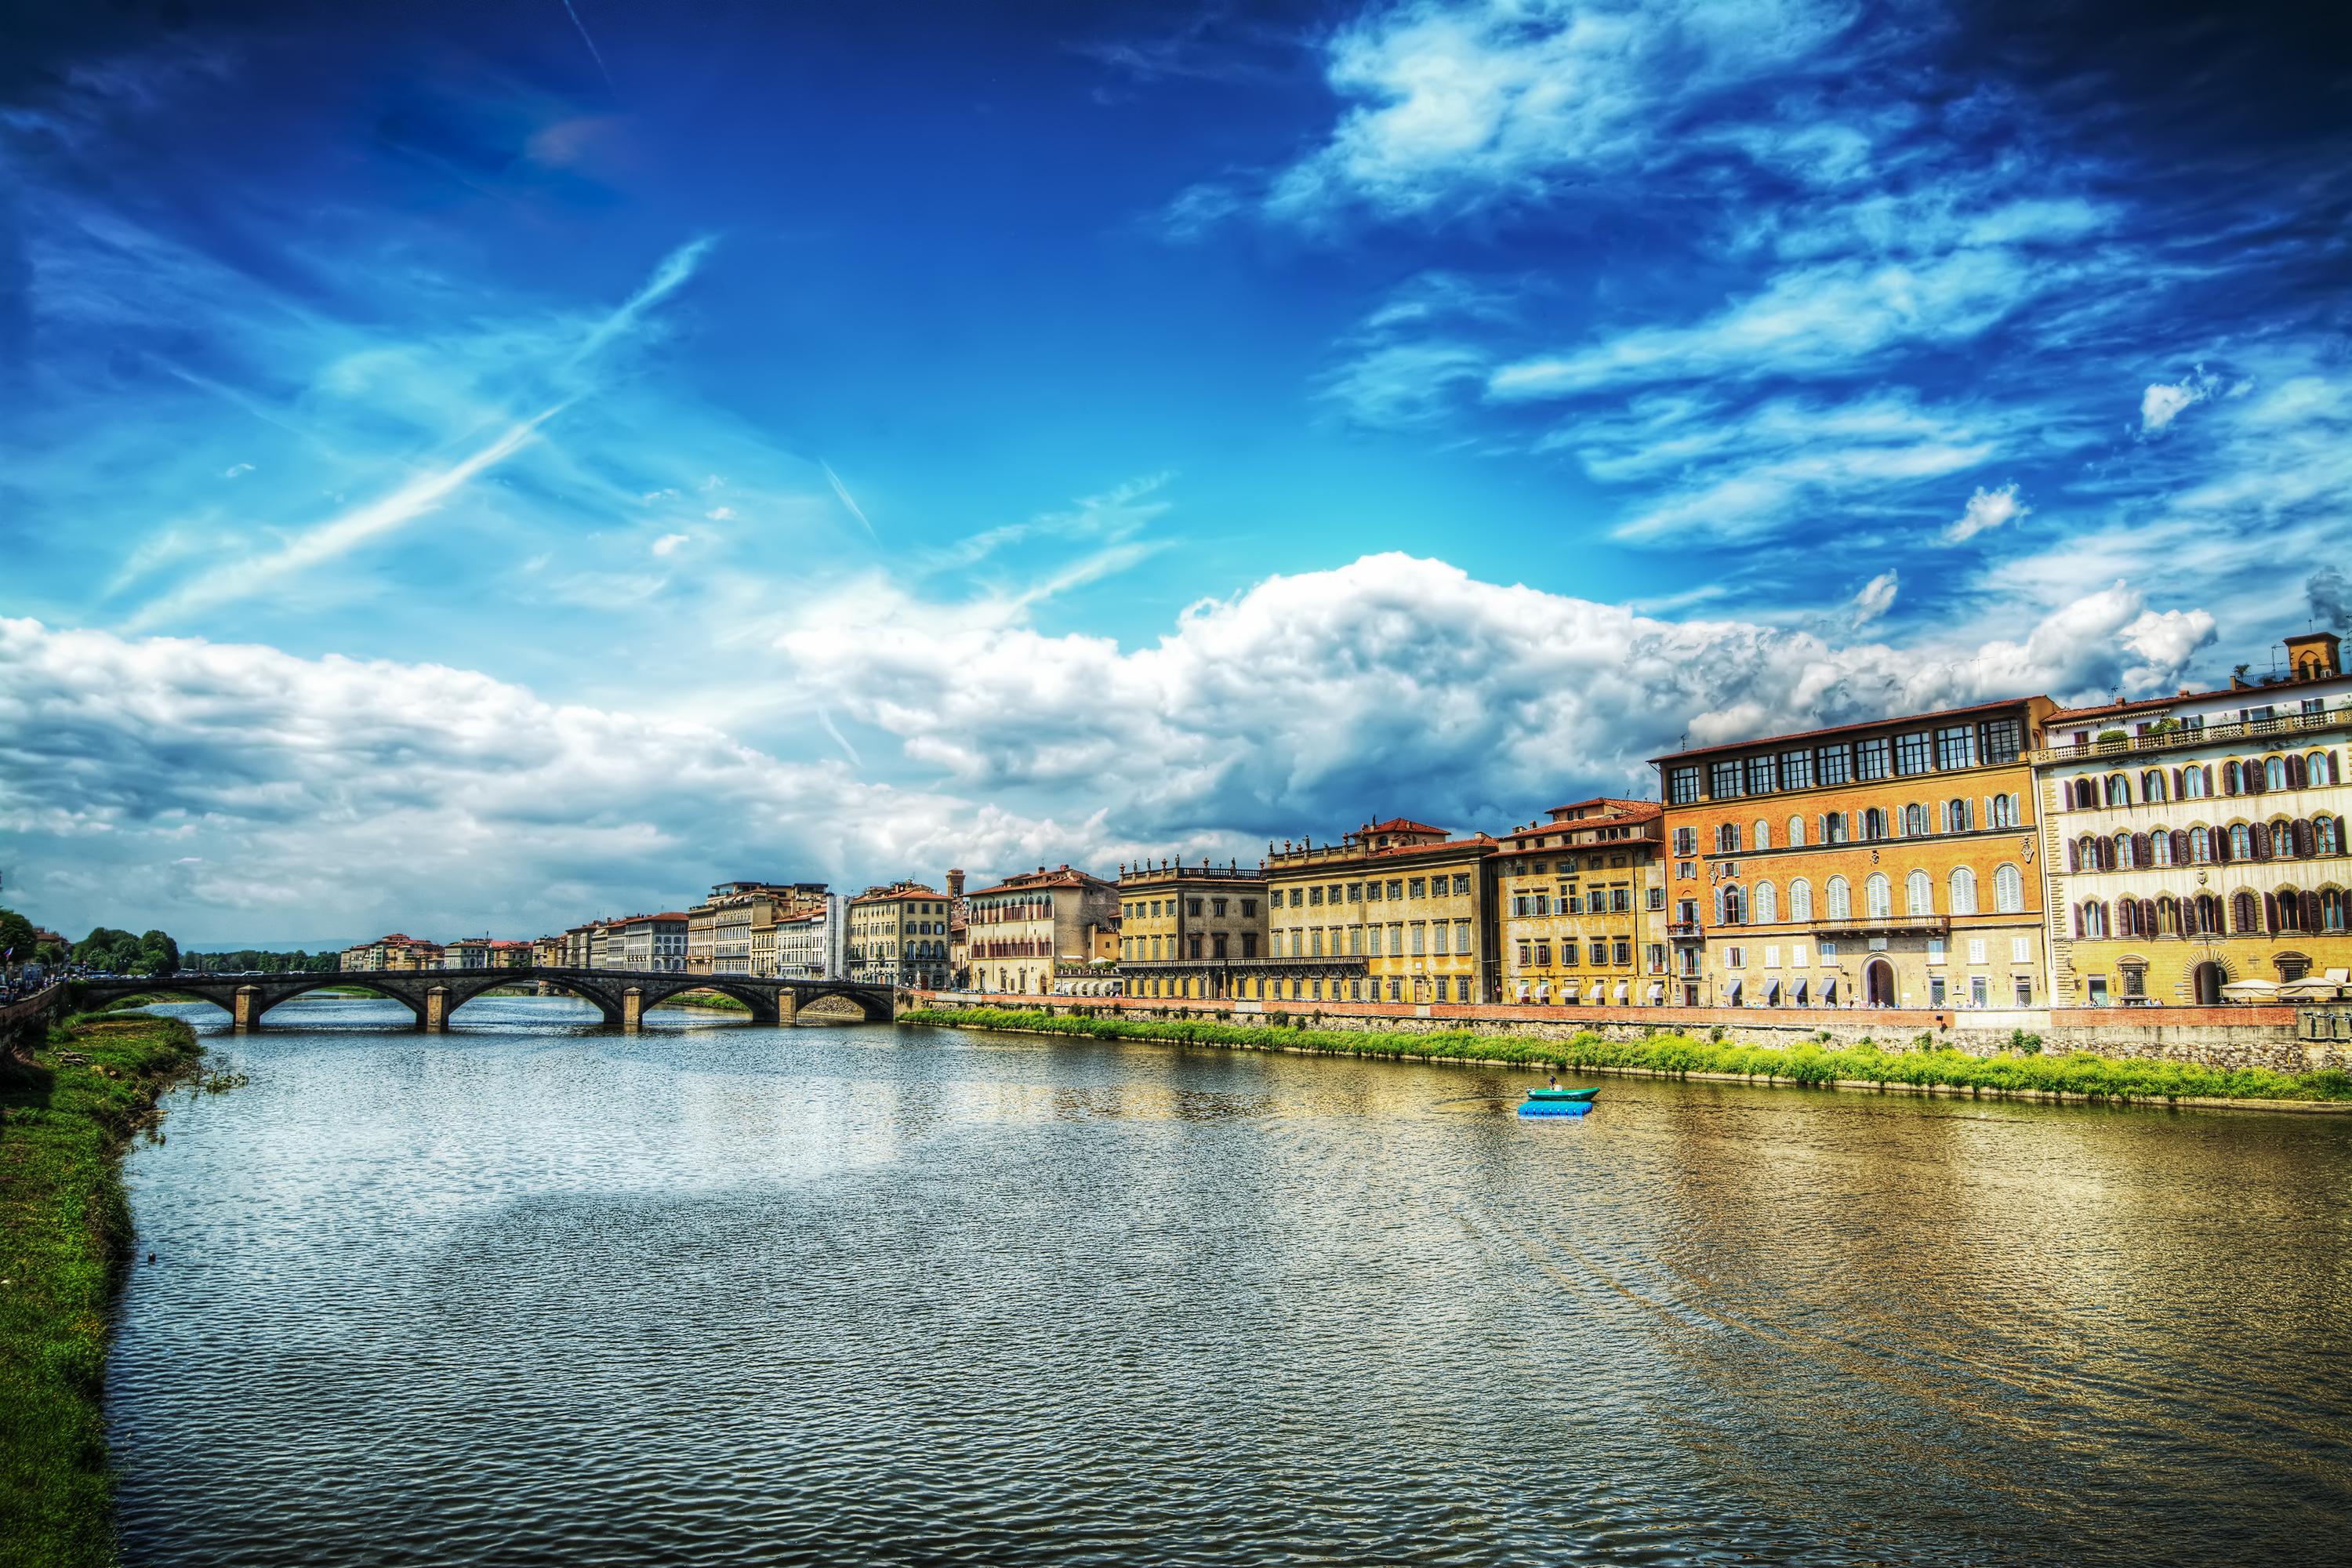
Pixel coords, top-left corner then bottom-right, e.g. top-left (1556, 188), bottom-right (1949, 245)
top-left (1, 1011), bottom-right (205, 1568)
top-left (902, 1007), bottom-right (2352, 1106)
top-left (658, 989), bottom-right (752, 1013)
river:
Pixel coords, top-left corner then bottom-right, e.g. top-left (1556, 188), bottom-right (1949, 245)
top-left (107, 994), bottom-right (2352, 1566)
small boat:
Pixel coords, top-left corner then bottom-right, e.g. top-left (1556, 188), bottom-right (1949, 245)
top-left (1525, 1086), bottom-right (1600, 1102)
top-left (1518, 1098), bottom-right (1595, 1118)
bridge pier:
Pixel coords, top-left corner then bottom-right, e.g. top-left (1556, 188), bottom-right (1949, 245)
top-left (775, 989), bottom-right (797, 1026)
top-left (622, 987), bottom-right (644, 1033)
top-left (233, 985), bottom-right (260, 1033)
top-left (423, 986), bottom-right (449, 1033)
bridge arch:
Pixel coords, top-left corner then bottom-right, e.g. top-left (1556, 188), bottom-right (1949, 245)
top-left (438, 971), bottom-right (625, 1026)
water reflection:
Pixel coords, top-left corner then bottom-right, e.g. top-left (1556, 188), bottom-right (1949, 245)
top-left (107, 998), bottom-right (2352, 1566)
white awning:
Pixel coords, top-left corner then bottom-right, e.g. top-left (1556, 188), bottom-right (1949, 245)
top-left (1515, 982), bottom-right (1530, 1001)
top-left (1612, 982), bottom-right (1628, 1001)
top-left (1646, 982), bottom-right (1664, 1004)
top-left (1726, 979), bottom-right (1743, 1003)
top-left (1587, 982), bottom-right (1604, 1001)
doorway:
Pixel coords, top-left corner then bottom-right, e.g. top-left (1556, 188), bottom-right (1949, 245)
top-left (2192, 960), bottom-right (2223, 1006)
top-left (1865, 958), bottom-right (1896, 1007)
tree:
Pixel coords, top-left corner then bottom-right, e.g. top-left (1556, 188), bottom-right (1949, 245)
top-left (139, 929), bottom-right (181, 975)
top-left (0, 906), bottom-right (35, 963)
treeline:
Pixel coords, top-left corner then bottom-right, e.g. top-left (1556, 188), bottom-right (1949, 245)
top-left (67, 927), bottom-right (181, 975)
top-left (183, 949), bottom-right (339, 975)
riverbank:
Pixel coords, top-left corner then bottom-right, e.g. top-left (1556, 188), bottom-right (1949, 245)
top-left (1, 1010), bottom-right (204, 1567)
top-left (903, 1007), bottom-right (2352, 1109)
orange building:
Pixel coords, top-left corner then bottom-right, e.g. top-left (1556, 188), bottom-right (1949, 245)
top-left (1656, 697), bottom-right (2054, 1011)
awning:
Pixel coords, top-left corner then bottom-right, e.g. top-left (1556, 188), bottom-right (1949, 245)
top-left (1515, 982), bottom-right (1530, 1001)
top-left (2221, 978), bottom-right (2281, 999)
top-left (1646, 982), bottom-right (1664, 1004)
top-left (1765, 980), bottom-right (1780, 1004)
top-left (1613, 982), bottom-right (1628, 1002)
top-left (1587, 982), bottom-right (1604, 1002)
top-left (1794, 980), bottom-right (1809, 1005)
top-left (1534, 981), bottom-right (1550, 1001)
top-left (1822, 978), bottom-right (1838, 1004)
top-left (1726, 979), bottom-right (1743, 1004)
top-left (2279, 980), bottom-right (2352, 1001)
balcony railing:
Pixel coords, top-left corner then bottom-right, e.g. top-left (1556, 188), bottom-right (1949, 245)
top-left (1809, 913), bottom-right (1950, 937)
top-left (1668, 920), bottom-right (1704, 939)
top-left (2027, 706), bottom-right (2347, 765)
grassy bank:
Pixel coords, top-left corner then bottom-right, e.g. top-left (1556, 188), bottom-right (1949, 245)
top-left (903, 1007), bottom-right (2352, 1106)
top-left (2, 1011), bottom-right (205, 1568)
top-left (659, 989), bottom-right (751, 1013)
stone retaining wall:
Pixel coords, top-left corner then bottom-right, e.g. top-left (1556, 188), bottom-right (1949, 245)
top-left (909, 990), bottom-right (2339, 1074)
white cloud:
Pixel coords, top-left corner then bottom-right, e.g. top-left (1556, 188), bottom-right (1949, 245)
top-left (2140, 376), bottom-right (2205, 433)
top-left (222, 462), bottom-right (252, 478)
top-left (1943, 481), bottom-right (2027, 543)
top-left (651, 532), bottom-right (691, 557)
top-left (705, 506), bottom-right (735, 521)
top-left (1850, 569), bottom-right (1898, 624)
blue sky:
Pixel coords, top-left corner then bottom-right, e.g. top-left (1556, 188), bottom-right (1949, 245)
top-left (2, 0), bottom-right (2348, 945)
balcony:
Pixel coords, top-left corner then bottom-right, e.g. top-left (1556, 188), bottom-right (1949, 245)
top-left (1809, 913), bottom-right (1950, 938)
top-left (1668, 920), bottom-right (1704, 940)
top-left (2027, 706), bottom-right (2348, 765)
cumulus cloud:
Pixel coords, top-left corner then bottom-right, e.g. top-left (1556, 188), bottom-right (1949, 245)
top-left (1943, 481), bottom-right (2027, 543)
top-left (2140, 376), bottom-right (2207, 433)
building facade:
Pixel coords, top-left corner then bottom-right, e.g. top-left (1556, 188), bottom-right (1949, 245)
top-left (1495, 799), bottom-right (1669, 1006)
top-left (1259, 819), bottom-right (1501, 1005)
top-left (443, 937), bottom-right (492, 970)
top-left (1116, 860), bottom-right (1266, 1000)
top-left (967, 866), bottom-right (1120, 996)
top-left (2034, 631), bottom-right (2352, 1005)
top-left (687, 881), bottom-right (829, 975)
top-left (339, 934), bottom-right (442, 971)
top-left (847, 882), bottom-right (953, 989)
top-left (1657, 698), bottom-right (2053, 1011)
top-left (775, 895), bottom-right (848, 979)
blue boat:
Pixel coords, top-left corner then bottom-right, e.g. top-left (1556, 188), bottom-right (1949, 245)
top-left (1525, 1086), bottom-right (1600, 1102)
top-left (1518, 1098), bottom-right (1595, 1117)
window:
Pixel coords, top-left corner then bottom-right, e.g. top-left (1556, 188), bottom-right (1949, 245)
top-left (1408, 877), bottom-right (1426, 898)
top-left (1410, 924), bottom-right (1426, 955)
top-left (1896, 732), bottom-right (1934, 775)
top-left (1711, 760), bottom-right (1745, 798)
top-left (1992, 793), bottom-right (2020, 829)
top-left (1590, 939), bottom-right (1608, 965)
top-left (1717, 823), bottom-right (1742, 853)
top-left (2014, 976), bottom-right (2034, 1006)
top-left (1753, 818), bottom-right (1771, 851)
top-left (1787, 815), bottom-right (1806, 848)
top-left (1454, 920), bottom-right (1472, 954)
top-left (1966, 938), bottom-right (1987, 965)
top-left (1613, 939), bottom-right (1632, 967)
top-left (1721, 885), bottom-right (1746, 924)
top-left (1987, 862), bottom-right (2021, 915)
top-left (1906, 869), bottom-right (1933, 916)
top-left (1451, 873), bottom-right (1472, 896)
top-left (1790, 879), bottom-right (1813, 920)
top-left (1186, 898), bottom-right (1203, 916)
top-left (1780, 750), bottom-right (1814, 790)
top-left (1982, 718), bottom-right (2023, 765)
top-left (1755, 882), bottom-right (1779, 923)
top-left (1867, 873), bottom-right (1893, 920)
top-left (1929, 976), bottom-right (1947, 1007)
top-left (1309, 885), bottom-right (1324, 906)
top-left (1928, 936), bottom-right (1947, 965)
top-left (1668, 766), bottom-right (1701, 804)
top-left (1611, 888), bottom-right (1631, 913)
top-left (2267, 756), bottom-right (2288, 790)
top-left (1289, 888), bottom-right (1304, 907)
top-left (1347, 883), bottom-right (1363, 902)
top-left (1950, 867), bottom-right (1978, 916)
top-left (1861, 808), bottom-right (1888, 840)
top-left (1936, 724), bottom-right (1976, 771)
top-left (1386, 880), bottom-right (1403, 899)
top-left (1818, 744), bottom-right (1852, 786)
top-left (1365, 925), bottom-right (1381, 956)
top-left (1241, 898), bottom-right (1258, 916)
top-left (1855, 738), bottom-right (1891, 780)
top-left (1672, 826), bottom-right (1696, 855)
top-left (1827, 877), bottom-right (1852, 920)
top-left (1725, 946), bottom-right (1746, 969)
top-left (1818, 941), bottom-right (1838, 961)
top-left (1822, 812), bottom-right (1849, 845)
top-left (1903, 803), bottom-right (1931, 837)
top-left (1746, 755), bottom-right (1778, 795)
top-left (1648, 887), bottom-right (1665, 910)
top-left (1947, 799), bottom-right (1973, 833)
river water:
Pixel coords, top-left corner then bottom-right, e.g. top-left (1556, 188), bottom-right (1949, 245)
top-left (108, 995), bottom-right (2352, 1566)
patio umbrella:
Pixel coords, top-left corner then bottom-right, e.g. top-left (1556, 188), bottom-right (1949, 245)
top-left (2220, 977), bottom-right (2281, 1000)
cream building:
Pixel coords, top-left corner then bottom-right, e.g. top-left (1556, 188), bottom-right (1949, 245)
top-left (967, 866), bottom-right (1120, 996)
top-left (848, 883), bottom-right (953, 989)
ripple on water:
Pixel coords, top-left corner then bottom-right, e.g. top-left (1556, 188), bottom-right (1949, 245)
top-left (105, 998), bottom-right (2352, 1566)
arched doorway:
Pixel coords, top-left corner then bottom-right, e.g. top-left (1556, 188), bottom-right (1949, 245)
top-left (2191, 960), bottom-right (2223, 1006)
top-left (1864, 958), bottom-right (1896, 1007)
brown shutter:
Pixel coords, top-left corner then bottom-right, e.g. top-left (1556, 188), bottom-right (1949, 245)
top-left (2132, 831), bottom-right (2151, 866)
top-left (2304, 892), bottom-right (2324, 932)
top-left (2224, 763), bottom-right (2240, 795)
top-left (2263, 893), bottom-right (2280, 933)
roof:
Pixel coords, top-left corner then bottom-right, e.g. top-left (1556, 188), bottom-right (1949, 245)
top-left (2046, 669), bottom-right (2352, 723)
top-left (1266, 834), bottom-right (1499, 874)
top-left (969, 865), bottom-right (1114, 898)
top-left (1358, 817), bottom-right (1448, 837)
top-left (1649, 695), bottom-right (2038, 764)
top-left (850, 883), bottom-right (942, 904)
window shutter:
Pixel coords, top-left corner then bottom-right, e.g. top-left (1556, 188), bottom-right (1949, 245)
top-left (2292, 818), bottom-right (2314, 858)
top-left (2132, 831), bottom-right (2151, 866)
top-left (2171, 830), bottom-right (2190, 864)
top-left (2303, 891), bottom-right (2324, 932)
top-left (2224, 764), bottom-right (2239, 796)
top-left (2288, 754), bottom-right (2307, 789)
top-left (2067, 840), bottom-right (2080, 873)
top-left (2263, 893), bottom-right (2280, 933)
top-left (2073, 904), bottom-right (2083, 938)
top-left (2249, 760), bottom-right (2267, 795)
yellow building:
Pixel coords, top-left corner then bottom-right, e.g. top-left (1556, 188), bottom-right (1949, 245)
top-left (1495, 798), bottom-right (1668, 1007)
top-left (1116, 859), bottom-right (1267, 999)
top-left (1257, 818), bottom-right (1499, 1005)
top-left (848, 882), bottom-right (953, 989)
top-left (2034, 630), bottom-right (2352, 1005)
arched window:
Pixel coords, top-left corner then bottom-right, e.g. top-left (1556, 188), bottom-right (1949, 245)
top-left (2117, 899), bottom-right (2140, 938)
top-left (1947, 798), bottom-right (1973, 832)
top-left (1862, 808), bottom-right (1887, 840)
top-left (1787, 815), bottom-right (1806, 848)
top-left (1755, 881), bottom-right (1778, 924)
top-left (2270, 820), bottom-right (2294, 858)
top-left (1717, 823), bottom-right (1741, 853)
top-left (2190, 826), bottom-right (2212, 863)
top-left (2189, 893), bottom-right (2221, 936)
top-left (1995, 864), bottom-right (2024, 913)
top-left (1949, 866), bottom-right (1978, 916)
top-left (2071, 778), bottom-right (2097, 810)
top-left (1790, 879), bottom-right (1813, 920)
top-left (1748, 818), bottom-right (1769, 851)
top-left (2321, 889), bottom-right (2348, 933)
top-left (2157, 895), bottom-right (2180, 935)
top-left (2183, 767), bottom-right (2208, 800)
top-left (1721, 885), bottom-right (1746, 924)
top-left (2320, 818), bottom-right (2343, 855)
top-left (2078, 901), bottom-right (2109, 938)
top-left (1866, 873), bottom-right (1893, 920)
top-left (2230, 824), bottom-right (2253, 861)
top-left (2312, 751), bottom-right (2341, 787)
top-left (1827, 877), bottom-right (1852, 920)
top-left (2277, 888), bottom-right (2307, 932)
top-left (2141, 769), bottom-right (2167, 803)
top-left (1902, 803), bottom-right (1929, 837)
top-left (2105, 774), bottom-right (2131, 807)
top-left (1905, 869), bottom-right (1933, 916)
top-left (2151, 831), bottom-right (2172, 866)
top-left (2114, 831), bottom-right (2136, 869)
top-left (2233, 891), bottom-right (2263, 934)
top-left (2223, 760), bottom-right (2244, 795)
top-left (1993, 793), bottom-right (2020, 828)
top-left (2266, 756), bottom-right (2288, 791)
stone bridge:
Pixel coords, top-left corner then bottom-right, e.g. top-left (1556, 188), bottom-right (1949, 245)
top-left (71, 967), bottom-right (899, 1032)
